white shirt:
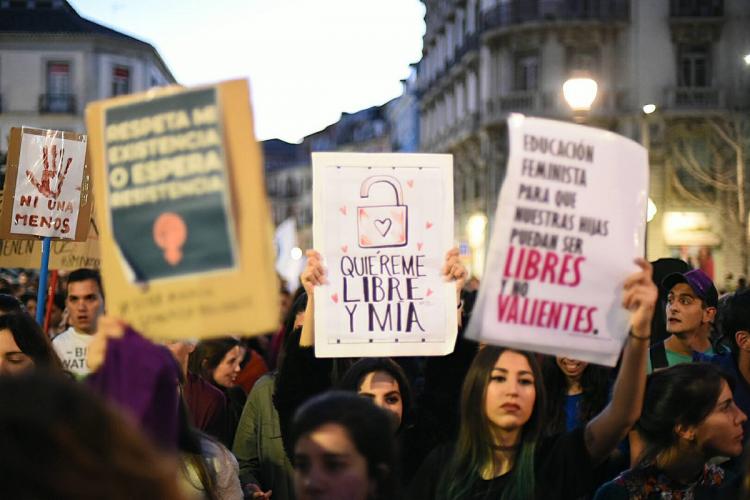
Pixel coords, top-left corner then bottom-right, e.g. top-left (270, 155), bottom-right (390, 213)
top-left (52, 326), bottom-right (94, 377)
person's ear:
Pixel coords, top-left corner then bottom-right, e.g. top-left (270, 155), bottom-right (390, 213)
top-left (736, 331), bottom-right (750, 352)
top-left (675, 423), bottom-right (696, 442)
top-left (703, 306), bottom-right (717, 324)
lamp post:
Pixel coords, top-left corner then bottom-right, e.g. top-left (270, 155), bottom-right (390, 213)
top-left (562, 76), bottom-right (598, 122)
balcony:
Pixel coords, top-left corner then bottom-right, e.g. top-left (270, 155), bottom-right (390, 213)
top-left (670, 0), bottom-right (723, 17)
top-left (455, 33), bottom-right (479, 61)
top-left (481, 0), bottom-right (629, 32)
top-left (483, 91), bottom-right (544, 125)
top-left (665, 87), bottom-right (724, 110)
top-left (39, 93), bottom-right (76, 114)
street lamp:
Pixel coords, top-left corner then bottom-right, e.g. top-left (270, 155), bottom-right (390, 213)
top-left (563, 76), bottom-right (598, 122)
top-left (744, 53), bottom-right (750, 66)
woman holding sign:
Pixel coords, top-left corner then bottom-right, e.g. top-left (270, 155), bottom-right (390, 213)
top-left (409, 259), bottom-right (657, 500)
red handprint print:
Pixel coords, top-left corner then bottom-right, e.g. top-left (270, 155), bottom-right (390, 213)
top-left (26, 144), bottom-right (73, 199)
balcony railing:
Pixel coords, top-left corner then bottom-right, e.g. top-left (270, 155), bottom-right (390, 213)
top-left (481, 0), bottom-right (629, 31)
top-left (455, 33), bottom-right (479, 60)
top-left (39, 93), bottom-right (76, 114)
top-left (665, 86), bottom-right (723, 109)
top-left (499, 91), bottom-right (540, 112)
top-left (670, 0), bottom-right (723, 17)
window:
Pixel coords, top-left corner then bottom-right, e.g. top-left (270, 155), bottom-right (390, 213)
top-left (46, 61), bottom-right (71, 112)
top-left (111, 65), bottom-right (131, 96)
top-left (679, 44), bottom-right (710, 87)
top-left (513, 51), bottom-right (539, 91)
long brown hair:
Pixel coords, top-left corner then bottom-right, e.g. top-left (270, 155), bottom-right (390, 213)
top-left (0, 311), bottom-right (64, 372)
top-left (438, 346), bottom-right (546, 500)
top-left (0, 373), bottom-right (184, 499)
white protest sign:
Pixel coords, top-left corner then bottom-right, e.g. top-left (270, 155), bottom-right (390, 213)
top-left (312, 152), bottom-right (456, 357)
top-left (466, 115), bottom-right (648, 366)
top-left (10, 129), bottom-right (87, 239)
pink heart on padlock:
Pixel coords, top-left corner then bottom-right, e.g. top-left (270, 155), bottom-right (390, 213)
top-left (357, 176), bottom-right (408, 249)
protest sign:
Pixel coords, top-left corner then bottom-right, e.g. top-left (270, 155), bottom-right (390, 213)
top-left (312, 152), bottom-right (456, 357)
top-left (0, 193), bottom-right (100, 270)
top-left (466, 115), bottom-right (648, 366)
top-left (0, 127), bottom-right (91, 241)
top-left (85, 80), bottom-right (279, 340)
top-left (0, 220), bottom-right (101, 270)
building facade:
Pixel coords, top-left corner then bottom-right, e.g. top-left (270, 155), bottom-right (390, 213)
top-left (419, 0), bottom-right (750, 281)
top-left (0, 0), bottom-right (175, 152)
top-left (265, 85), bottom-right (420, 250)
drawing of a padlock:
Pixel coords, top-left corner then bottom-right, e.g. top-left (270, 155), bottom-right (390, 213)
top-left (357, 175), bottom-right (408, 249)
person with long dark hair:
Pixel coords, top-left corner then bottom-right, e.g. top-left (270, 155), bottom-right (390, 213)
top-left (189, 337), bottom-right (247, 447)
top-left (290, 391), bottom-right (399, 500)
top-left (409, 259), bottom-right (658, 499)
top-left (541, 356), bottom-right (612, 435)
top-left (594, 363), bottom-right (746, 498)
top-left (0, 373), bottom-right (185, 500)
top-left (0, 311), bottom-right (64, 375)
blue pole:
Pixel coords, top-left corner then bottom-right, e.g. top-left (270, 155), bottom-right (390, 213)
top-left (35, 237), bottom-right (51, 325)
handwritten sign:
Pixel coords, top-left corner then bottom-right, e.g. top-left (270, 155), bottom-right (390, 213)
top-left (312, 152), bottom-right (456, 357)
top-left (466, 115), bottom-right (648, 366)
top-left (0, 220), bottom-right (100, 270)
top-left (85, 80), bottom-right (279, 340)
top-left (0, 128), bottom-right (91, 241)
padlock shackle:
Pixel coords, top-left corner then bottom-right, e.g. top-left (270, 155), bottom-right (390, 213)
top-left (359, 175), bottom-right (403, 205)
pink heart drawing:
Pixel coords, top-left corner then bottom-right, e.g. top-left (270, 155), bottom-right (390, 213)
top-left (417, 242), bottom-right (423, 251)
top-left (425, 221), bottom-right (433, 229)
top-left (426, 289), bottom-right (433, 297)
top-left (341, 245), bottom-right (348, 253)
top-left (339, 206), bottom-right (347, 215)
top-left (407, 180), bottom-right (414, 188)
top-left (374, 218), bottom-right (392, 237)
top-left (331, 293), bottom-right (339, 304)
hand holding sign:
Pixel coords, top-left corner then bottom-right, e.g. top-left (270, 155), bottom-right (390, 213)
top-left (442, 247), bottom-right (468, 302)
top-left (622, 258), bottom-right (658, 339)
top-left (86, 315), bottom-right (127, 372)
top-left (301, 249), bottom-right (327, 295)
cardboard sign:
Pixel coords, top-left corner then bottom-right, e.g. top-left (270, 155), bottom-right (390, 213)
top-left (466, 115), bottom-right (648, 366)
top-left (312, 152), bottom-right (456, 357)
top-left (0, 127), bottom-right (91, 240)
top-left (85, 80), bottom-right (279, 340)
top-left (0, 216), bottom-right (101, 270)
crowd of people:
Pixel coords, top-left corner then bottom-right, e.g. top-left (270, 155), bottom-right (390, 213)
top-left (2, 250), bottom-right (750, 499)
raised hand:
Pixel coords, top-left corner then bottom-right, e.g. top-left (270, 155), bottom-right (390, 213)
top-left (442, 247), bottom-right (468, 303)
top-left (622, 258), bottom-right (658, 339)
top-left (300, 249), bottom-right (327, 297)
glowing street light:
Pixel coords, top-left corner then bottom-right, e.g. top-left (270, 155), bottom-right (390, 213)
top-left (642, 104), bottom-right (657, 115)
top-left (563, 77), bottom-right (598, 112)
top-left (744, 53), bottom-right (750, 66)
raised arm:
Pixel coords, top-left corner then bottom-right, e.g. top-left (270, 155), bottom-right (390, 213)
top-left (442, 247), bottom-right (468, 328)
top-left (584, 258), bottom-right (657, 464)
top-left (299, 249), bottom-right (326, 347)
